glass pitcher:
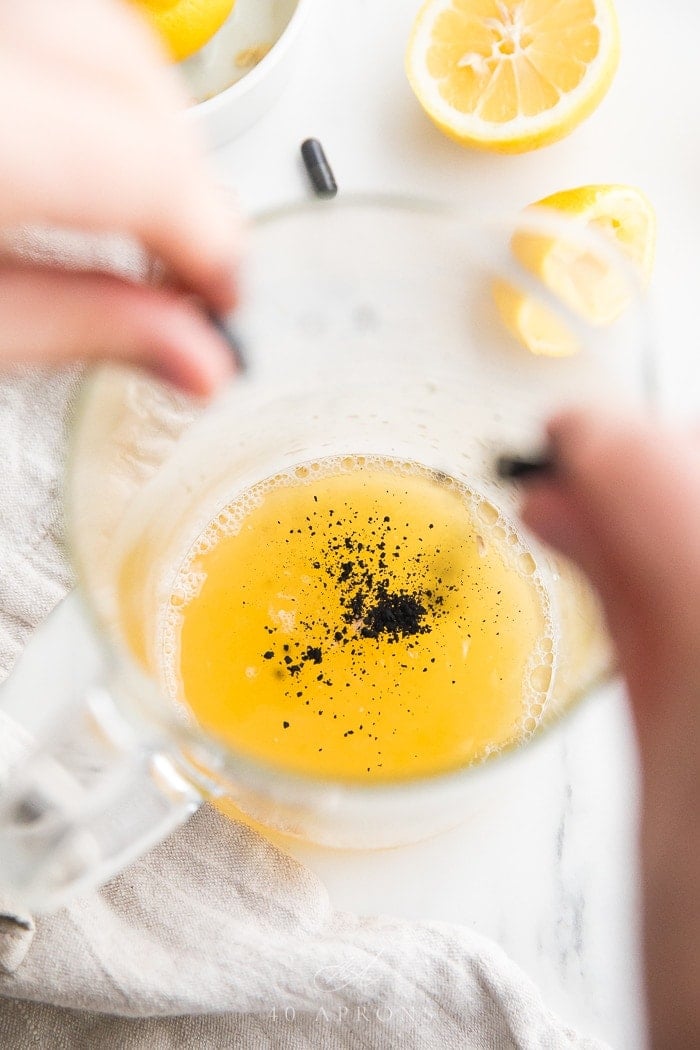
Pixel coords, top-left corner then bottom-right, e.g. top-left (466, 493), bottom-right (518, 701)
top-left (0, 197), bottom-right (650, 910)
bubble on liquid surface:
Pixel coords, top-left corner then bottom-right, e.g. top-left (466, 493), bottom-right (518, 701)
top-left (477, 500), bottom-right (499, 526)
top-left (518, 552), bottom-right (537, 576)
top-left (530, 664), bottom-right (552, 694)
top-left (171, 570), bottom-right (206, 603)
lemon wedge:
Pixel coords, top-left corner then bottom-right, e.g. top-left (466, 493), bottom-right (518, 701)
top-left (406, 0), bottom-right (620, 153)
top-left (494, 184), bottom-right (656, 356)
top-left (130, 0), bottom-right (235, 62)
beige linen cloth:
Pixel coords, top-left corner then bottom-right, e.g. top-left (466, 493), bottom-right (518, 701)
top-left (0, 235), bottom-right (608, 1049)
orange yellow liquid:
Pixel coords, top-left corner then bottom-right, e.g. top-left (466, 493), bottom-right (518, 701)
top-left (162, 457), bottom-right (554, 781)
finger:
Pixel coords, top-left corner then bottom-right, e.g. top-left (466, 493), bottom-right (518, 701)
top-left (0, 0), bottom-right (185, 113)
top-left (542, 411), bottom-right (700, 621)
top-left (0, 61), bottom-right (237, 311)
top-left (520, 481), bottom-right (608, 588)
top-left (520, 473), bottom-right (644, 680)
top-left (521, 410), bottom-right (700, 719)
top-left (0, 266), bottom-right (236, 396)
top-left (144, 179), bottom-right (240, 313)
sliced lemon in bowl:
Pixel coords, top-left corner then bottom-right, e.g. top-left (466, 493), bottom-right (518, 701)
top-left (406, 0), bottom-right (620, 153)
top-left (130, 0), bottom-right (236, 62)
top-left (494, 184), bottom-right (656, 356)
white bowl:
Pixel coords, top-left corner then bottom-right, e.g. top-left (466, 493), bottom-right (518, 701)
top-left (183, 0), bottom-right (314, 148)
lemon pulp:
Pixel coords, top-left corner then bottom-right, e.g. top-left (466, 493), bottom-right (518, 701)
top-left (406, 0), bottom-right (620, 153)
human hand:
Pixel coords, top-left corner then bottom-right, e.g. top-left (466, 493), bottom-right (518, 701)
top-left (521, 411), bottom-right (700, 1050)
top-left (0, 0), bottom-right (238, 394)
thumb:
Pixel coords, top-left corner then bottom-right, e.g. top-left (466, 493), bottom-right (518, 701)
top-left (520, 410), bottom-right (700, 724)
top-left (0, 266), bottom-right (236, 395)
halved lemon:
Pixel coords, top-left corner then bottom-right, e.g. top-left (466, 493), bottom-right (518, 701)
top-left (494, 184), bottom-right (656, 356)
top-left (406, 0), bottom-right (620, 153)
top-left (130, 0), bottom-right (235, 62)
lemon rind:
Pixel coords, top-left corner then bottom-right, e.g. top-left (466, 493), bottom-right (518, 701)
top-left (406, 0), bottom-right (620, 152)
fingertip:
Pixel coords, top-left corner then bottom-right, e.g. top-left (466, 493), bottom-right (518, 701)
top-left (89, 281), bottom-right (236, 396)
top-left (187, 193), bottom-right (243, 312)
top-left (206, 263), bottom-right (239, 314)
top-left (544, 407), bottom-right (652, 490)
top-left (543, 409), bottom-right (595, 476)
top-left (545, 409), bottom-right (589, 442)
top-left (520, 482), bottom-right (576, 555)
top-left (520, 481), bottom-right (609, 592)
top-left (145, 185), bottom-right (242, 313)
top-left (152, 343), bottom-right (234, 398)
top-left (138, 298), bottom-right (237, 397)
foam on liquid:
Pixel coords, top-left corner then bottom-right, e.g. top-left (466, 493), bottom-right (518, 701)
top-left (160, 456), bottom-right (556, 781)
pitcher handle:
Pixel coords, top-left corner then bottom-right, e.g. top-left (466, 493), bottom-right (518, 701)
top-left (0, 600), bottom-right (201, 913)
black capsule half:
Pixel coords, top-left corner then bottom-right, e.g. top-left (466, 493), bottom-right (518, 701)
top-left (207, 311), bottom-right (248, 373)
top-left (495, 454), bottom-right (555, 481)
top-left (301, 138), bottom-right (338, 199)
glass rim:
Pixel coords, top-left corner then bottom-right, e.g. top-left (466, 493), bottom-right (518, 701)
top-left (64, 193), bottom-right (651, 807)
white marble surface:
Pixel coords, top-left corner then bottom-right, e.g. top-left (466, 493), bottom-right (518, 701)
top-left (205, 0), bottom-right (700, 1046)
